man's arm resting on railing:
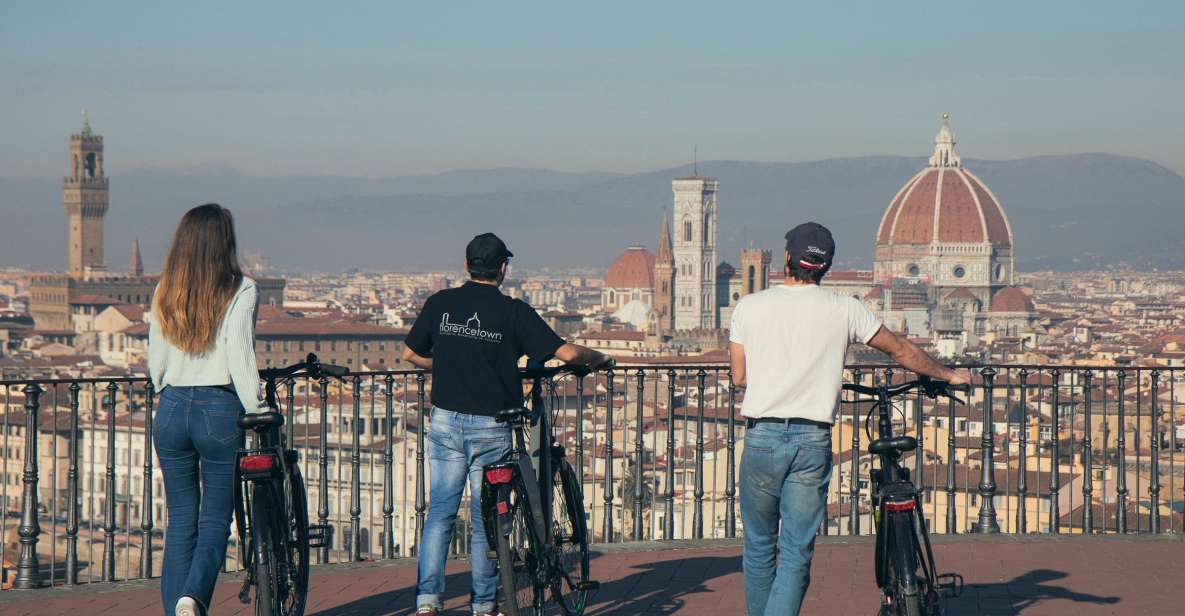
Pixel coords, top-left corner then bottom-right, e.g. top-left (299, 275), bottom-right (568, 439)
top-left (867, 327), bottom-right (971, 385)
top-left (728, 341), bottom-right (746, 388)
top-left (554, 343), bottom-right (612, 369)
top-left (402, 344), bottom-right (433, 370)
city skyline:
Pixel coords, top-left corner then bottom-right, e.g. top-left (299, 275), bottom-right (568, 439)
top-left (2, 2), bottom-right (1184, 179)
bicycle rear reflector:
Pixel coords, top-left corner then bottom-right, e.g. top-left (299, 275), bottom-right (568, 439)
top-left (239, 454), bottom-right (276, 473)
top-left (884, 499), bottom-right (916, 513)
top-left (485, 467), bottom-right (514, 485)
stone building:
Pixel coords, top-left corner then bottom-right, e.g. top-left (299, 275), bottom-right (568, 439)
top-left (872, 114), bottom-right (1039, 347)
top-left (672, 175), bottom-right (719, 330)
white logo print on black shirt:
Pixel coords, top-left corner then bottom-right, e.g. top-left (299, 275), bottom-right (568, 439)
top-left (439, 312), bottom-right (505, 342)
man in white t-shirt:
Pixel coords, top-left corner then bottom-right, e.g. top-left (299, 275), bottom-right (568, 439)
top-left (729, 222), bottom-right (969, 616)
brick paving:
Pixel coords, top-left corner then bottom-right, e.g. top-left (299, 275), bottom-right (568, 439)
top-left (1, 535), bottom-right (1181, 615)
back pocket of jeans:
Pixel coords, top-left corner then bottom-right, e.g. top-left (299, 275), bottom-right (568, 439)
top-left (204, 408), bottom-right (244, 445)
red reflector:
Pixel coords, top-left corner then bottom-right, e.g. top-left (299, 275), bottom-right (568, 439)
top-left (496, 501), bottom-right (510, 515)
top-left (485, 467), bottom-right (514, 485)
top-left (239, 454), bottom-right (276, 472)
top-left (884, 500), bottom-right (915, 513)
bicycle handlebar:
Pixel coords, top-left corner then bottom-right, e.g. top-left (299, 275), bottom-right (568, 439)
top-left (519, 358), bottom-right (615, 381)
top-left (842, 376), bottom-right (969, 403)
top-left (259, 353), bottom-right (349, 381)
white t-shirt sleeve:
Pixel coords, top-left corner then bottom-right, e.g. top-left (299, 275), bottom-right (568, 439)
top-left (728, 298), bottom-right (746, 345)
top-left (848, 297), bottom-right (884, 344)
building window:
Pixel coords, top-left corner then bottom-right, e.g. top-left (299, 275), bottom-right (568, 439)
top-left (953, 265), bottom-right (966, 279)
top-left (683, 220), bottom-right (692, 242)
top-left (908, 264), bottom-right (920, 277)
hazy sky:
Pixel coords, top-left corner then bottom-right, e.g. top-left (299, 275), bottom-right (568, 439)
top-left (3, 1), bottom-right (1183, 178)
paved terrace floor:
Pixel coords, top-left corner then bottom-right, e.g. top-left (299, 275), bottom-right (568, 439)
top-left (2, 535), bottom-right (1181, 615)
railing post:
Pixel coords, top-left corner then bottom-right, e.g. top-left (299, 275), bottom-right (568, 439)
top-left (1016, 369), bottom-right (1029, 534)
top-left (1049, 369), bottom-right (1062, 534)
top-left (13, 383), bottom-right (44, 589)
top-left (382, 374), bottom-right (395, 559)
top-left (1150, 371), bottom-right (1161, 534)
top-left (575, 376), bottom-right (585, 483)
top-left (973, 367), bottom-right (1000, 534)
top-left (850, 369), bottom-right (862, 535)
top-left (414, 373), bottom-right (427, 555)
top-left (603, 368), bottom-right (616, 542)
top-left (65, 382), bottom-right (81, 585)
top-left (1116, 370), bottom-right (1128, 534)
top-left (349, 375), bottom-right (362, 561)
top-left (1081, 370), bottom-right (1094, 534)
top-left (946, 391), bottom-right (957, 534)
top-left (140, 382), bottom-right (155, 578)
top-left (317, 376), bottom-right (331, 563)
top-left (285, 376), bottom-right (296, 446)
top-left (103, 381), bottom-right (118, 580)
top-left (693, 369), bottom-right (706, 540)
top-left (725, 371), bottom-right (737, 539)
top-left (632, 369), bottom-right (645, 541)
top-left (664, 369), bottom-right (677, 540)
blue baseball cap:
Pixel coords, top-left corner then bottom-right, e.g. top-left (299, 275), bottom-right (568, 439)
top-left (785, 222), bottom-right (835, 270)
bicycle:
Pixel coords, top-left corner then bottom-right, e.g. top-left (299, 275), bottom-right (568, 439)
top-left (479, 363), bottom-right (606, 616)
top-left (843, 376), bottom-right (967, 616)
top-left (234, 353), bottom-right (343, 616)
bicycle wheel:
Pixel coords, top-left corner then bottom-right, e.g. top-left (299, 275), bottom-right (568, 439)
top-left (279, 464), bottom-right (311, 616)
top-left (548, 458), bottom-right (590, 615)
top-left (884, 512), bottom-right (923, 616)
top-left (492, 484), bottom-right (541, 616)
top-left (251, 483), bottom-right (280, 616)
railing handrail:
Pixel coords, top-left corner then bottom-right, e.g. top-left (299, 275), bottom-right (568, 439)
top-left (5, 361), bottom-right (1178, 388)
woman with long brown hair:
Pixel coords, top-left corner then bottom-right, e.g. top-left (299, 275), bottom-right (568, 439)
top-left (149, 203), bottom-right (265, 616)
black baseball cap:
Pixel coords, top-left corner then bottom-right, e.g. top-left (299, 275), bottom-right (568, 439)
top-left (466, 232), bottom-right (514, 268)
top-left (785, 222), bottom-right (835, 271)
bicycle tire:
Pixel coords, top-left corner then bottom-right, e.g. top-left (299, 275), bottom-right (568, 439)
top-left (885, 511), bottom-right (922, 616)
top-left (493, 484), bottom-right (540, 616)
top-left (252, 483), bottom-right (280, 616)
top-left (281, 464), bottom-right (311, 616)
top-left (548, 458), bottom-right (590, 615)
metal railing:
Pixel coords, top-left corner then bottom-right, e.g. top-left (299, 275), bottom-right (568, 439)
top-left (1, 364), bottom-right (1181, 590)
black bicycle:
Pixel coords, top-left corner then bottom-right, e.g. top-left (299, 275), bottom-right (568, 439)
top-left (234, 353), bottom-right (342, 616)
top-left (843, 376), bottom-right (966, 616)
top-left (480, 363), bottom-right (604, 616)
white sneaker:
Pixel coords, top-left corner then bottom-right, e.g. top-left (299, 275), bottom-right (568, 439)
top-left (175, 596), bottom-right (200, 616)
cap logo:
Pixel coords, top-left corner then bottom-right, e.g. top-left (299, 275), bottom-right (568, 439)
top-left (806, 246), bottom-right (827, 256)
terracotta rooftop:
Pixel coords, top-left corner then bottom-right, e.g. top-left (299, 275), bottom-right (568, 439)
top-left (605, 247), bottom-right (656, 289)
top-left (991, 286), bottom-right (1037, 313)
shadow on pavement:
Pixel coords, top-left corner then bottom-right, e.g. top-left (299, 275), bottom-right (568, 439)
top-left (944, 568), bottom-right (1121, 615)
top-left (584, 553), bottom-right (742, 615)
top-left (307, 552), bottom-right (744, 616)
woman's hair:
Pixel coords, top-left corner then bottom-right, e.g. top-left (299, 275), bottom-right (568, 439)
top-left (154, 203), bottom-right (244, 354)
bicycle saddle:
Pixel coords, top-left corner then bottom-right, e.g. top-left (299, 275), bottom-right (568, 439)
top-left (238, 411), bottom-right (285, 431)
top-left (868, 435), bottom-right (917, 455)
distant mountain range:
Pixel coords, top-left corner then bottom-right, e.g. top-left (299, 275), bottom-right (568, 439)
top-left (2, 154), bottom-right (1183, 273)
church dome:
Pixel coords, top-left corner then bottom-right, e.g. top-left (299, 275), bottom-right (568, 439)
top-left (605, 247), bottom-right (655, 289)
top-left (990, 287), bottom-right (1036, 313)
top-left (876, 115), bottom-right (1013, 248)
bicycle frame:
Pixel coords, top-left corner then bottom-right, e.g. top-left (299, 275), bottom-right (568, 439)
top-left (846, 379), bottom-right (964, 613)
top-left (481, 372), bottom-right (556, 553)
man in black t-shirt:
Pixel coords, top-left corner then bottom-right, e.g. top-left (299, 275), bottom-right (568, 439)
top-left (405, 233), bottom-right (608, 616)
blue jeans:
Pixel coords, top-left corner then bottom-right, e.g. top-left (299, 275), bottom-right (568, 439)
top-left (416, 408), bottom-right (512, 613)
top-left (154, 386), bottom-right (245, 616)
top-left (740, 420), bottom-right (833, 616)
